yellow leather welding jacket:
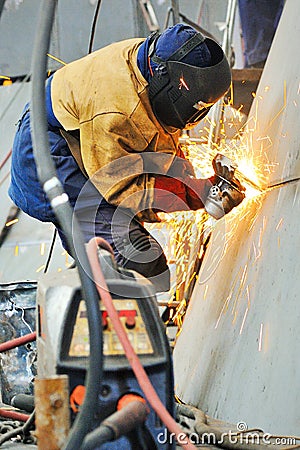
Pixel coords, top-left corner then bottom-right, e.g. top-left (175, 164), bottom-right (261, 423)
top-left (51, 38), bottom-right (181, 222)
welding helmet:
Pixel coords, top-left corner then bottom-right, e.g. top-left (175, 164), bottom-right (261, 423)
top-left (148, 25), bottom-right (231, 129)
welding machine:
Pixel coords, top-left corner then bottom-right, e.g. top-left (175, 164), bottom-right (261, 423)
top-left (36, 245), bottom-right (175, 449)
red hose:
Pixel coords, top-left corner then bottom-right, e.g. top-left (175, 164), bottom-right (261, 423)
top-left (0, 332), bottom-right (36, 353)
top-left (86, 237), bottom-right (197, 450)
top-left (0, 409), bottom-right (30, 422)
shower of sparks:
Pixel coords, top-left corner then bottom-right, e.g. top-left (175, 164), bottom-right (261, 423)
top-left (258, 323), bottom-right (264, 352)
top-left (148, 95), bottom-right (279, 333)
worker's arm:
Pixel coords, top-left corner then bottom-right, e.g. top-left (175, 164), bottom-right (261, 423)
top-left (153, 153), bottom-right (245, 216)
top-left (153, 171), bottom-right (214, 213)
top-left (78, 114), bottom-right (179, 221)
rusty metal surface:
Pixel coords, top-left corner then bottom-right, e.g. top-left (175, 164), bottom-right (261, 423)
top-left (35, 376), bottom-right (70, 450)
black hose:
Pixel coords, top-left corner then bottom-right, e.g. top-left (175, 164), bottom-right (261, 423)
top-left (82, 425), bottom-right (114, 450)
top-left (30, 1), bottom-right (103, 449)
top-left (43, 228), bottom-right (57, 273)
top-left (88, 0), bottom-right (102, 54)
top-left (81, 400), bottom-right (149, 450)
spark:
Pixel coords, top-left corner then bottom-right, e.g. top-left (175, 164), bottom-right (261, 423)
top-left (229, 82), bottom-right (234, 105)
top-left (232, 310), bottom-right (238, 325)
top-left (240, 264), bottom-right (247, 286)
top-left (258, 323), bottom-right (264, 352)
top-left (246, 285), bottom-right (251, 308)
top-left (232, 264), bottom-right (248, 315)
top-left (0, 75), bottom-right (11, 80)
top-left (239, 307), bottom-right (249, 335)
top-left (47, 53), bottom-right (66, 66)
top-left (203, 284), bottom-right (209, 301)
top-left (14, 245), bottom-right (19, 256)
top-left (276, 217), bottom-right (284, 231)
top-left (5, 218), bottom-right (18, 227)
top-left (40, 242), bottom-right (46, 256)
top-left (215, 294), bottom-right (231, 329)
top-left (247, 201), bottom-right (262, 231)
top-left (179, 76), bottom-right (189, 90)
top-left (36, 265), bottom-right (46, 273)
top-left (269, 80), bottom-right (287, 126)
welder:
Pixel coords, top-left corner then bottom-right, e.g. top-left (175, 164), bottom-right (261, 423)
top-left (8, 23), bottom-right (245, 292)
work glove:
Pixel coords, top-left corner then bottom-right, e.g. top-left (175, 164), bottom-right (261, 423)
top-left (212, 153), bottom-right (237, 181)
top-left (204, 176), bottom-right (246, 219)
top-left (185, 176), bottom-right (215, 210)
top-left (153, 175), bottom-right (214, 213)
top-left (153, 175), bottom-right (189, 213)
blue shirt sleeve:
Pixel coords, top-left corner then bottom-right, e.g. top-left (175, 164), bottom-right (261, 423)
top-left (46, 74), bottom-right (62, 128)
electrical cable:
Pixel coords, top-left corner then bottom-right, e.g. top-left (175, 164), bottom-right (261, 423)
top-left (86, 236), bottom-right (197, 450)
top-left (88, 0), bottom-right (102, 54)
top-left (81, 398), bottom-right (149, 450)
top-left (30, 2), bottom-right (103, 449)
top-left (43, 228), bottom-right (57, 273)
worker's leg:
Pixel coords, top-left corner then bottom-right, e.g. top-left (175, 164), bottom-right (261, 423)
top-left (73, 189), bottom-right (170, 293)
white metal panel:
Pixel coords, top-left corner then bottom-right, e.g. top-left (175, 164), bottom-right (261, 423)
top-left (173, 0), bottom-right (300, 436)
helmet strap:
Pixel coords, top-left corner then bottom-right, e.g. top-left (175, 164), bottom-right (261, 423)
top-left (150, 31), bottom-right (206, 66)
